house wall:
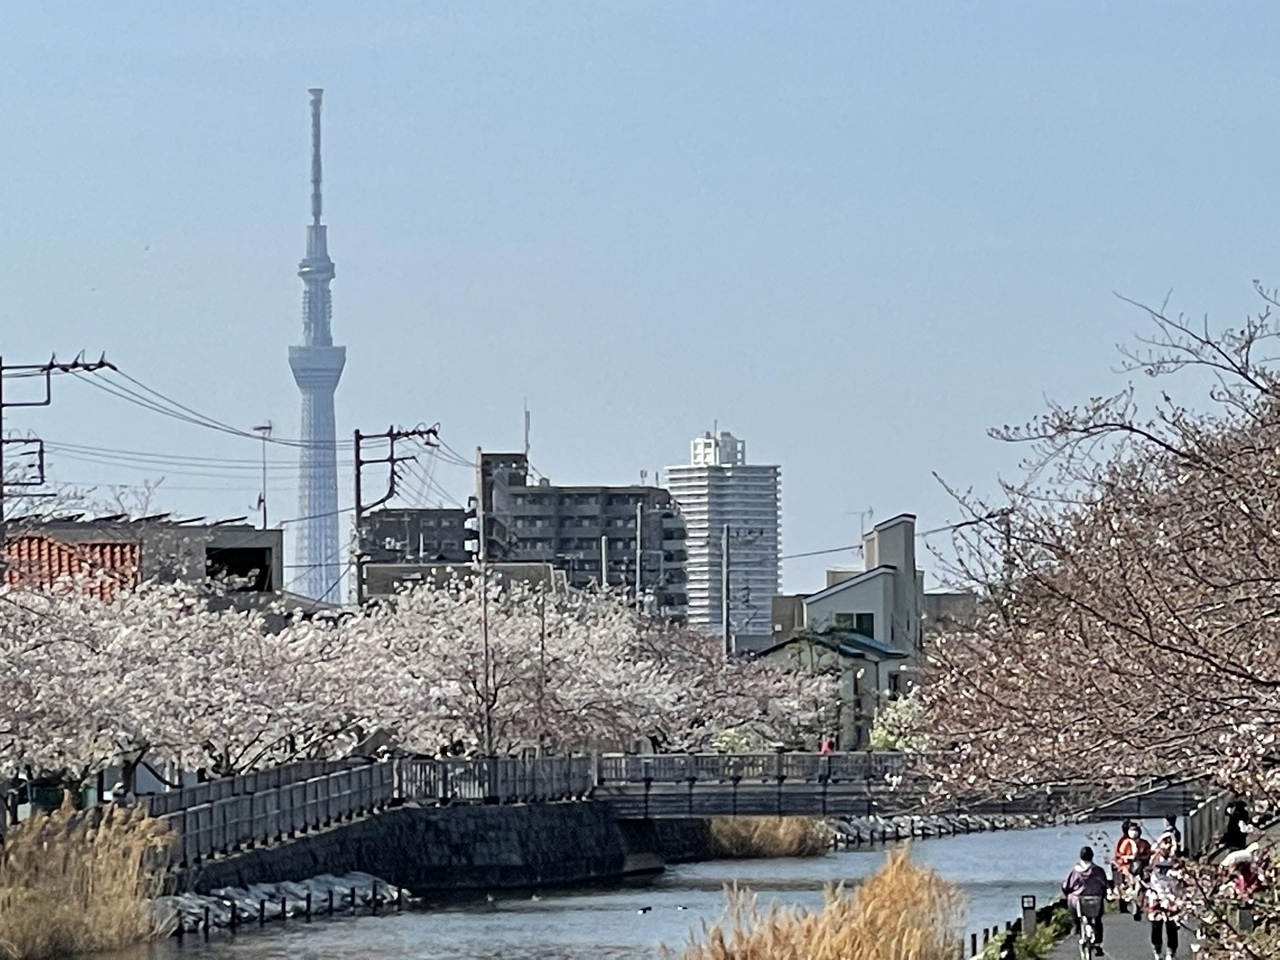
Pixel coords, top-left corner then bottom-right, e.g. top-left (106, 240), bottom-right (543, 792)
top-left (804, 569), bottom-right (894, 651)
top-left (862, 516), bottom-right (922, 654)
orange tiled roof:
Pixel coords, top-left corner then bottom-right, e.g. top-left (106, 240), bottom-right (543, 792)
top-left (3, 535), bottom-right (141, 601)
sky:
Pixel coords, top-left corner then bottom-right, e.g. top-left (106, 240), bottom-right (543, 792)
top-left (1, 2), bottom-right (1278, 593)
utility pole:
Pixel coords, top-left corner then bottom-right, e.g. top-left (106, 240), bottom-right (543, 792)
top-left (476, 445), bottom-right (493, 758)
top-left (537, 581), bottom-right (547, 756)
top-left (252, 422), bottom-right (272, 529)
top-left (0, 354), bottom-right (115, 548)
top-left (719, 525), bottom-right (764, 658)
top-left (634, 501), bottom-right (643, 612)
top-left (721, 523), bottom-right (731, 657)
top-left (352, 423), bottom-right (440, 604)
top-left (600, 534), bottom-right (609, 589)
top-left (998, 508), bottom-right (1013, 590)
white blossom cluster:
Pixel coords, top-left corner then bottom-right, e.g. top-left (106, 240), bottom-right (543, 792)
top-left (0, 576), bottom-right (832, 785)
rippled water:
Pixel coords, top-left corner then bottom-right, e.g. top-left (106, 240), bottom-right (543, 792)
top-left (105, 819), bottom-right (1159, 960)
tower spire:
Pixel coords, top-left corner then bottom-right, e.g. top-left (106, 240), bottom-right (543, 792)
top-left (290, 87), bottom-right (346, 601)
top-left (309, 88), bottom-right (323, 226)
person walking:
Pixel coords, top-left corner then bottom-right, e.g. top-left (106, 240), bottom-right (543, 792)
top-left (1222, 800), bottom-right (1252, 851)
top-left (1144, 859), bottom-right (1184, 960)
top-left (1115, 820), bottom-right (1151, 919)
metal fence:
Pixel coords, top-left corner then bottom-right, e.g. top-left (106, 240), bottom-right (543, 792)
top-left (161, 763), bottom-right (394, 867)
top-left (1184, 792), bottom-right (1229, 858)
top-left (393, 756), bottom-right (594, 804)
top-left (595, 752), bottom-right (906, 785)
top-left (144, 760), bottom-right (361, 817)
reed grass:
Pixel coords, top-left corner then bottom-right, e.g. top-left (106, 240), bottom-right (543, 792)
top-left (708, 817), bottom-right (831, 859)
top-left (0, 795), bottom-right (174, 960)
top-left (671, 846), bottom-right (965, 960)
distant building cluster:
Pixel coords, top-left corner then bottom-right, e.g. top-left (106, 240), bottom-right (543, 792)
top-left (354, 431), bottom-right (790, 640)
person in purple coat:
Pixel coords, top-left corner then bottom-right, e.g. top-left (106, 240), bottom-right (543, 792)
top-left (1063, 846), bottom-right (1111, 953)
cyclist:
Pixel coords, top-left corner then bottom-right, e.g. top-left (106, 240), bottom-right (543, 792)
top-left (1063, 846), bottom-right (1111, 954)
top-left (1115, 821), bottom-right (1151, 919)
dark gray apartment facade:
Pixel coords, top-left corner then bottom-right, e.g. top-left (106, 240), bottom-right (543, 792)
top-left (358, 452), bottom-right (688, 619)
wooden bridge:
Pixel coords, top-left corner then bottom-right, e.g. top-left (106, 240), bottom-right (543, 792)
top-left (142, 752), bottom-right (1207, 868)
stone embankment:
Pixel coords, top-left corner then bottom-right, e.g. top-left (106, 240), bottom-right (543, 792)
top-left (179, 801), bottom-right (679, 897)
top-left (831, 812), bottom-right (1043, 848)
top-left (154, 871), bottom-right (409, 937)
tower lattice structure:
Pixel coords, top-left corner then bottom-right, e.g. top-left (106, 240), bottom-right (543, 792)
top-left (288, 88), bottom-right (346, 600)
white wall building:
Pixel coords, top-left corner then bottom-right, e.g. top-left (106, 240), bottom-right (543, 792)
top-left (666, 430), bottom-right (780, 648)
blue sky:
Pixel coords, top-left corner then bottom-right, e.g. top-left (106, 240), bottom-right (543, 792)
top-left (1, 3), bottom-right (1277, 591)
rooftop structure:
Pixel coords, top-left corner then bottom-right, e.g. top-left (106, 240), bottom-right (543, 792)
top-left (288, 88), bottom-right (346, 601)
top-left (2, 516), bottom-right (284, 603)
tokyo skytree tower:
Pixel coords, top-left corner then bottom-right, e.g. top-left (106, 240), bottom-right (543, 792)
top-left (288, 88), bottom-right (345, 600)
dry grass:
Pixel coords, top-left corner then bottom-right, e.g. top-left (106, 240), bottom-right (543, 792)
top-left (671, 846), bottom-right (965, 960)
top-left (0, 795), bottom-right (174, 960)
top-left (708, 817), bottom-right (831, 859)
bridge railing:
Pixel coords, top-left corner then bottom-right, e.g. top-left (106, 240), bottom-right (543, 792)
top-left (595, 752), bottom-right (906, 785)
top-left (144, 759), bottom-right (364, 817)
top-left (393, 756), bottom-right (595, 804)
top-left (149, 752), bottom-right (911, 865)
top-left (160, 762), bottom-right (395, 867)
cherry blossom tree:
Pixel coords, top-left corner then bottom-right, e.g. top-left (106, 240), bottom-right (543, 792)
top-left (2, 567), bottom-right (833, 816)
top-left (349, 575), bottom-right (831, 756)
top-left (919, 285), bottom-right (1280, 815)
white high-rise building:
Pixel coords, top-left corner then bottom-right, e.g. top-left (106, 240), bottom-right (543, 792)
top-left (666, 430), bottom-right (780, 650)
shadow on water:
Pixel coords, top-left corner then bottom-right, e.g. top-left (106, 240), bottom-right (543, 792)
top-left (91, 819), bottom-right (1166, 960)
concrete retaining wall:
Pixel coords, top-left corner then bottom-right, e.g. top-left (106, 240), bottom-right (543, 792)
top-left (179, 802), bottom-right (703, 896)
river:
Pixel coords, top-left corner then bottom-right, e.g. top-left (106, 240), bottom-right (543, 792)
top-left (108, 818), bottom-right (1162, 960)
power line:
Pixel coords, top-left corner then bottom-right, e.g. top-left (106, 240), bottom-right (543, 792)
top-left (779, 516), bottom-right (1008, 563)
top-left (780, 543), bottom-right (861, 561)
top-left (47, 439), bottom-right (356, 469)
top-left (279, 505), bottom-right (355, 525)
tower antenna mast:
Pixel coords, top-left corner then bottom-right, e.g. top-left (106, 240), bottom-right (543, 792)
top-left (309, 88), bottom-right (323, 226)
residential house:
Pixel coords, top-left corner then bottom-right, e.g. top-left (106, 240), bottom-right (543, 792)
top-left (762, 513), bottom-right (925, 747)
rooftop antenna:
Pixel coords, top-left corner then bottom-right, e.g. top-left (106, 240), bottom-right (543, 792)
top-left (308, 88), bottom-right (323, 226)
top-left (523, 399), bottom-right (530, 458)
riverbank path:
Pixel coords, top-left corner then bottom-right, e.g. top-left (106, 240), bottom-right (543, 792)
top-left (1045, 912), bottom-right (1172, 960)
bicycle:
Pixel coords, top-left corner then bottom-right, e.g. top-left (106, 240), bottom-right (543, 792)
top-left (1076, 895), bottom-right (1105, 960)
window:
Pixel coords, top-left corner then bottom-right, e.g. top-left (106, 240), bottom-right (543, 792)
top-left (833, 612), bottom-right (875, 636)
top-left (441, 540), bottom-right (457, 550)
top-left (205, 547), bottom-right (273, 593)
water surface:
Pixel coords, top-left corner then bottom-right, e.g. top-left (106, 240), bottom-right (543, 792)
top-left (108, 819), bottom-right (1152, 960)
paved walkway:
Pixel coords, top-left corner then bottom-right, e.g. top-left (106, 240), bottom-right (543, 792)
top-left (1046, 913), bottom-right (1188, 960)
